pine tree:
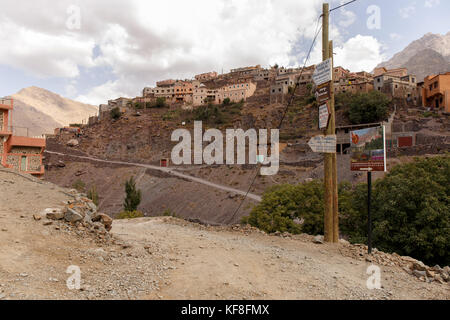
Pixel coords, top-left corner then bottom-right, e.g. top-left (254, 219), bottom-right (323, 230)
top-left (123, 176), bottom-right (142, 212)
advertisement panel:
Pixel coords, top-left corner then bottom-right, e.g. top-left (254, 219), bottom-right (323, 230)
top-left (350, 126), bottom-right (386, 172)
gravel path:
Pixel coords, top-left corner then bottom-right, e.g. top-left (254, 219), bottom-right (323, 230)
top-left (0, 169), bottom-right (448, 300)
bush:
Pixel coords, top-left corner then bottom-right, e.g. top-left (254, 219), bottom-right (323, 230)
top-left (110, 107), bottom-right (121, 120)
top-left (155, 97), bottom-right (166, 108)
top-left (87, 185), bottom-right (99, 206)
top-left (243, 156), bottom-right (450, 266)
top-left (223, 98), bottom-right (231, 106)
top-left (117, 210), bottom-right (144, 219)
top-left (242, 180), bottom-right (354, 235)
top-left (134, 102), bottom-right (144, 110)
top-left (123, 176), bottom-right (142, 212)
top-left (72, 179), bottom-right (85, 192)
top-left (350, 156), bottom-right (449, 266)
top-left (347, 91), bottom-right (390, 124)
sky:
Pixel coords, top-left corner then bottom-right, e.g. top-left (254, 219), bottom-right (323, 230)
top-left (0, 0), bottom-right (448, 105)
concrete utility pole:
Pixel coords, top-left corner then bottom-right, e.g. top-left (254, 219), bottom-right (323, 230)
top-left (322, 3), bottom-right (339, 243)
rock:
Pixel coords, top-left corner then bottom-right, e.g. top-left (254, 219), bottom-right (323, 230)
top-left (412, 261), bottom-right (427, 272)
top-left (92, 213), bottom-right (113, 231)
top-left (43, 221), bottom-right (53, 226)
top-left (33, 214), bottom-right (42, 221)
top-left (1, 229), bottom-right (7, 232)
top-left (65, 208), bottom-right (83, 223)
top-left (412, 270), bottom-right (427, 278)
top-left (313, 235), bottom-right (324, 244)
top-left (339, 239), bottom-right (350, 245)
top-left (86, 202), bottom-right (97, 212)
top-left (67, 139), bottom-right (79, 147)
top-left (44, 208), bottom-right (65, 220)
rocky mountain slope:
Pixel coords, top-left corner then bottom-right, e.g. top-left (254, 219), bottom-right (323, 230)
top-left (10, 87), bottom-right (97, 137)
top-left (376, 32), bottom-right (450, 80)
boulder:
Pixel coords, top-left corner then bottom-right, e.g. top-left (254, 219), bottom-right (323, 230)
top-left (67, 139), bottom-right (79, 147)
top-left (313, 235), bottom-right (324, 244)
top-left (92, 213), bottom-right (113, 231)
top-left (44, 208), bottom-right (66, 220)
top-left (65, 208), bottom-right (83, 223)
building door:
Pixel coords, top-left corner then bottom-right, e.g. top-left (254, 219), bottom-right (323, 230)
top-left (398, 136), bottom-right (413, 148)
top-left (21, 156), bottom-right (27, 171)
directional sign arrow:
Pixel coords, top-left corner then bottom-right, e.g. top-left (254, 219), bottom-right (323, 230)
top-left (308, 135), bottom-right (337, 154)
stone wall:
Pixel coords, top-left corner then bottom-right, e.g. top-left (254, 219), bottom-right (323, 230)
top-left (28, 156), bottom-right (41, 171)
top-left (6, 155), bottom-right (19, 170)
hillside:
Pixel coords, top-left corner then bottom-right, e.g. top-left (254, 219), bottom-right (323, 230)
top-left (10, 87), bottom-right (97, 136)
top-left (376, 32), bottom-right (450, 80)
top-left (0, 168), bottom-right (448, 300)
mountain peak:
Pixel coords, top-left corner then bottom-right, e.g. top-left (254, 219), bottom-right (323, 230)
top-left (10, 87), bottom-right (97, 136)
top-left (376, 32), bottom-right (450, 80)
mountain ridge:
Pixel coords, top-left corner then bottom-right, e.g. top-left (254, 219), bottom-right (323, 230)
top-left (9, 86), bottom-right (97, 137)
top-left (376, 32), bottom-right (450, 80)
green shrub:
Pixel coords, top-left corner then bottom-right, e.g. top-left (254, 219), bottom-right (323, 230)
top-left (110, 107), bottom-right (121, 120)
top-left (355, 156), bottom-right (449, 266)
top-left (155, 97), bottom-right (166, 108)
top-left (162, 209), bottom-right (177, 217)
top-left (87, 185), bottom-right (99, 206)
top-left (243, 156), bottom-right (450, 266)
top-left (347, 91), bottom-right (390, 124)
top-left (134, 102), bottom-right (144, 110)
top-left (223, 98), bottom-right (231, 106)
top-left (72, 179), bottom-right (86, 192)
top-left (117, 210), bottom-right (144, 219)
top-left (123, 176), bottom-right (142, 212)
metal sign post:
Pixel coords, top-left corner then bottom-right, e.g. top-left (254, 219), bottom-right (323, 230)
top-left (350, 125), bottom-right (387, 254)
top-left (367, 171), bottom-right (372, 255)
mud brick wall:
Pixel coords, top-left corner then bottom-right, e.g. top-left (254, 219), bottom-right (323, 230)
top-left (0, 112), bottom-right (3, 131)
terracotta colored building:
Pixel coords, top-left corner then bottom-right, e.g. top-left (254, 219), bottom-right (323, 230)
top-left (195, 71), bottom-right (218, 82)
top-left (422, 72), bottom-right (450, 113)
top-left (0, 97), bottom-right (45, 177)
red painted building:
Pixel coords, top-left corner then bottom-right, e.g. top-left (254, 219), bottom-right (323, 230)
top-left (0, 97), bottom-right (46, 177)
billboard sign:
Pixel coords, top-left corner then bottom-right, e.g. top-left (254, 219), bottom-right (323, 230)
top-left (350, 126), bottom-right (386, 172)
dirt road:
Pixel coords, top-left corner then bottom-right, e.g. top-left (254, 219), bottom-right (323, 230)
top-left (45, 150), bottom-right (262, 202)
top-left (0, 169), bottom-right (448, 300)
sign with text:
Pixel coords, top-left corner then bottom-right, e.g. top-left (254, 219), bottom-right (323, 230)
top-left (308, 135), bottom-right (336, 153)
top-left (312, 58), bottom-right (332, 86)
top-left (318, 103), bottom-right (331, 130)
top-left (315, 82), bottom-right (331, 104)
top-left (350, 126), bottom-right (386, 172)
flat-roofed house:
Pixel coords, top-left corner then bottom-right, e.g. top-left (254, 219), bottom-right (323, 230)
top-left (0, 97), bottom-right (45, 177)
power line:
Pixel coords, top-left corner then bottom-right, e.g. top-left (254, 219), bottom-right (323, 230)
top-left (227, 16), bottom-right (323, 224)
top-left (330, 0), bottom-right (358, 12)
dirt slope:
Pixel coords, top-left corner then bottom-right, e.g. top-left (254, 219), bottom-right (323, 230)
top-left (0, 169), bottom-right (448, 300)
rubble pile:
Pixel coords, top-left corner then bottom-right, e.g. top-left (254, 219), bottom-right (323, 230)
top-left (36, 189), bottom-right (113, 243)
top-left (341, 243), bottom-right (449, 284)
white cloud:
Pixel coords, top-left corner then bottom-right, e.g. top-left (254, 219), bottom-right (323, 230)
top-left (424, 0), bottom-right (440, 8)
top-left (399, 4), bottom-right (416, 19)
top-left (333, 35), bottom-right (385, 72)
top-left (0, 0), bottom-right (387, 105)
top-left (337, 0), bottom-right (356, 28)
